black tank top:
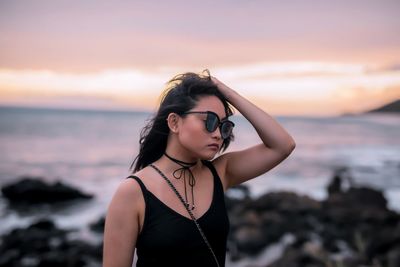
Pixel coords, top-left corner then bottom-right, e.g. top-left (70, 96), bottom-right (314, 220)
top-left (126, 160), bottom-right (230, 267)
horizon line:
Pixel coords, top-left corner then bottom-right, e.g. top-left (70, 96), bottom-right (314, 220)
top-left (0, 102), bottom-right (396, 119)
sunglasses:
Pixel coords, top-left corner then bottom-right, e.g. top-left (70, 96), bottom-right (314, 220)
top-left (182, 111), bottom-right (235, 139)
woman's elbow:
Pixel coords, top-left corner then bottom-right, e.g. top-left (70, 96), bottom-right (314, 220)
top-left (283, 140), bottom-right (296, 156)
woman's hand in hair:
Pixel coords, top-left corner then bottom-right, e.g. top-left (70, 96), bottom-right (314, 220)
top-left (210, 76), bottom-right (236, 101)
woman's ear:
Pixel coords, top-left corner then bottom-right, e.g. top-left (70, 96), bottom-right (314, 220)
top-left (166, 113), bottom-right (180, 133)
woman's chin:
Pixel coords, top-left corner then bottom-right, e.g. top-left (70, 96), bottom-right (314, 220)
top-left (200, 151), bottom-right (219, 161)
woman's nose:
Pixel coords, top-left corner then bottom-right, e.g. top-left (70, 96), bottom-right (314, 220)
top-left (211, 126), bottom-right (222, 140)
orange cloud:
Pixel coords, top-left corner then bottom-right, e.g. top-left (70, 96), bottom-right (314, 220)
top-left (330, 85), bottom-right (400, 114)
top-left (1, 61), bottom-right (399, 116)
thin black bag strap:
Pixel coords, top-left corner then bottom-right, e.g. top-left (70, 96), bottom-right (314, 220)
top-left (149, 163), bottom-right (221, 267)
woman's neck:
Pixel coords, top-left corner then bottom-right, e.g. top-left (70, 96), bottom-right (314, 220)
top-left (157, 149), bottom-right (201, 174)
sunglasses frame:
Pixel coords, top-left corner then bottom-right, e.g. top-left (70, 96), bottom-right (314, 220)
top-left (182, 111), bottom-right (235, 139)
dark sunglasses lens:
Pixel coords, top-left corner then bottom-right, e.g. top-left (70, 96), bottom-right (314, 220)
top-left (221, 121), bottom-right (234, 139)
top-left (206, 113), bottom-right (219, 132)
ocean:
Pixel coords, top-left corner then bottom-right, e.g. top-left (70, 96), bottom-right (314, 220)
top-left (0, 105), bottom-right (399, 254)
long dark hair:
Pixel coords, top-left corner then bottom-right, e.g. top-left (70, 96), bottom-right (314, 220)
top-left (129, 69), bottom-right (234, 173)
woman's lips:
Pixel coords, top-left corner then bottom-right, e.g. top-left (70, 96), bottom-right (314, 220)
top-left (207, 144), bottom-right (219, 150)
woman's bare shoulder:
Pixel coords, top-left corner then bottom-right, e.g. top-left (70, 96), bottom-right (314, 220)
top-left (106, 182), bottom-right (140, 221)
top-left (115, 172), bottom-right (147, 203)
top-left (107, 172), bottom-right (147, 216)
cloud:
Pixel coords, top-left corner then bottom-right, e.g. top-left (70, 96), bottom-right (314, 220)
top-left (365, 62), bottom-right (400, 74)
top-left (1, 60), bottom-right (400, 116)
top-left (330, 84), bottom-right (400, 113)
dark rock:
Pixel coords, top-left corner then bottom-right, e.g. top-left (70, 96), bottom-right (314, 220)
top-left (233, 225), bottom-right (267, 254)
top-left (327, 174), bottom-right (342, 196)
top-left (89, 215), bottom-right (105, 233)
top-left (37, 250), bottom-right (86, 267)
top-left (386, 245), bottom-right (400, 267)
top-left (0, 218), bottom-right (102, 267)
top-left (349, 187), bottom-right (387, 209)
top-left (1, 177), bottom-right (93, 205)
top-left (226, 191), bottom-right (321, 257)
top-left (365, 222), bottom-right (400, 261)
top-left (2, 218), bottom-right (68, 253)
top-left (29, 219), bottom-right (57, 230)
top-left (225, 168), bottom-right (400, 266)
top-left (322, 186), bottom-right (390, 227)
top-left (248, 191), bottom-right (321, 214)
top-left (267, 246), bottom-right (326, 267)
top-left (0, 249), bottom-right (19, 266)
top-left (327, 166), bottom-right (355, 196)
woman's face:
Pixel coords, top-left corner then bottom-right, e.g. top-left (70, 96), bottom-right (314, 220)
top-left (177, 95), bottom-right (228, 160)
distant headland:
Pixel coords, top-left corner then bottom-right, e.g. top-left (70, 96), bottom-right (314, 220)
top-left (364, 98), bottom-right (400, 113)
top-left (342, 98), bottom-right (400, 116)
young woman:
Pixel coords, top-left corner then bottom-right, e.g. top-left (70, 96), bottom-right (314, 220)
top-left (103, 70), bottom-right (296, 267)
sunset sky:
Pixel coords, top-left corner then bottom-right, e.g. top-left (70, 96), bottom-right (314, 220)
top-left (0, 0), bottom-right (399, 116)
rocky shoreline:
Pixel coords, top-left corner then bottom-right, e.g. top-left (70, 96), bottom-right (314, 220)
top-left (225, 168), bottom-right (400, 267)
top-left (0, 168), bottom-right (399, 267)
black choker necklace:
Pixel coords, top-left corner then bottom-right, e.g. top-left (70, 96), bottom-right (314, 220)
top-left (164, 152), bottom-right (197, 210)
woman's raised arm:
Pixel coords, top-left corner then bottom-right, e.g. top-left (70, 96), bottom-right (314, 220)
top-left (211, 76), bottom-right (296, 189)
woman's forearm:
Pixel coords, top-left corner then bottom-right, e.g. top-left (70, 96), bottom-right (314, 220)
top-left (212, 77), bottom-right (296, 152)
